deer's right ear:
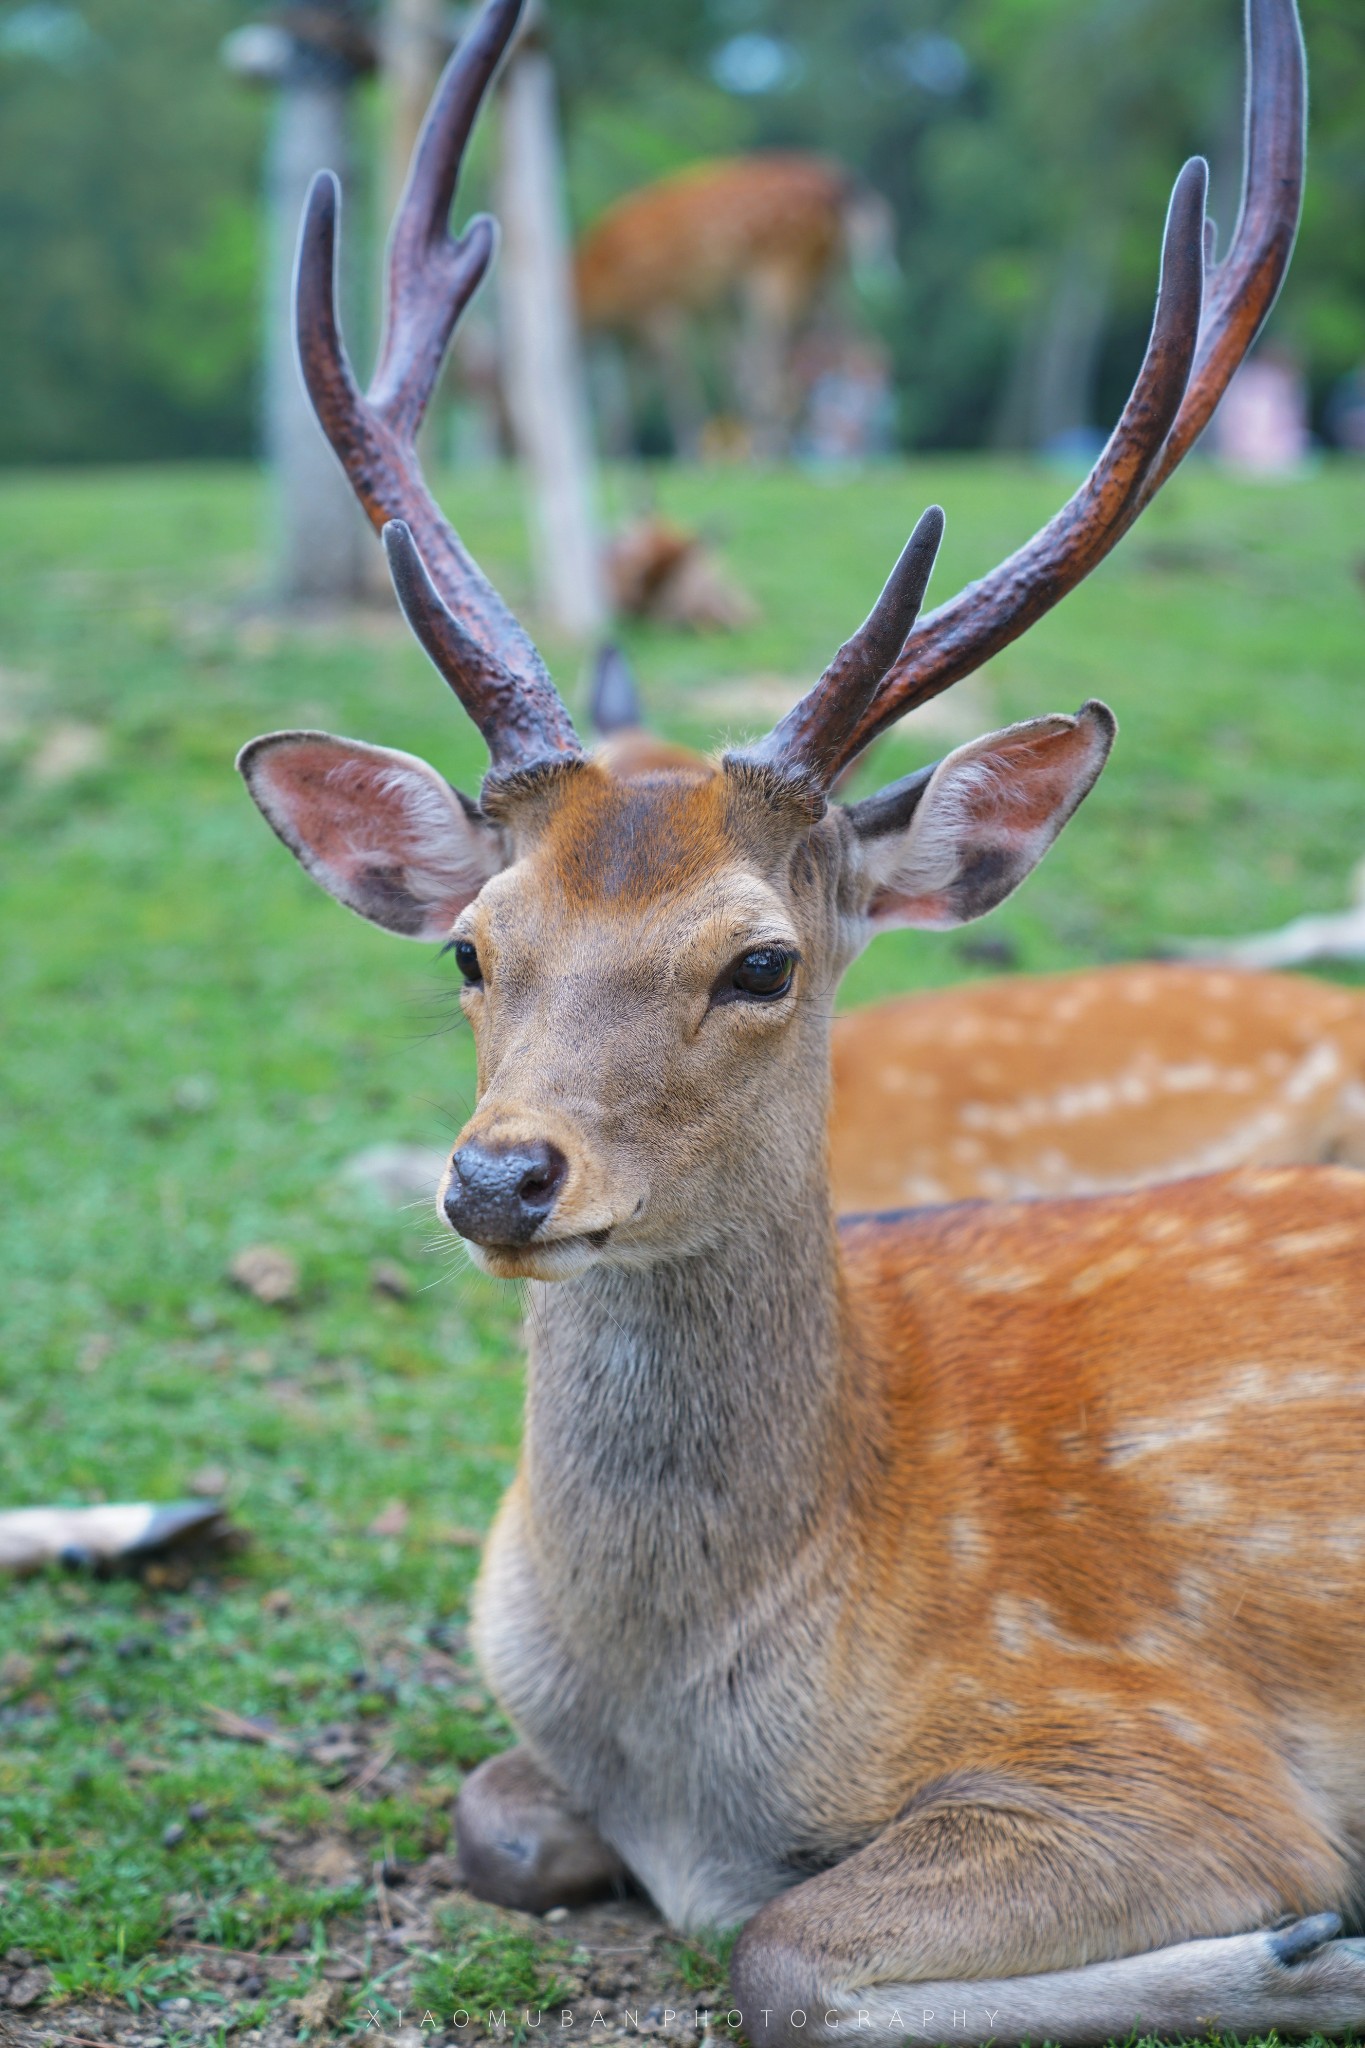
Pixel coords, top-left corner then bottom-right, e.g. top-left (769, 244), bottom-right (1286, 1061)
top-left (237, 731), bottom-right (504, 941)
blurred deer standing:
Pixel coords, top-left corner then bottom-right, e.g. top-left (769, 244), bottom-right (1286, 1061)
top-left (574, 154), bottom-right (886, 457)
top-left (591, 648), bottom-right (1365, 1206)
top-left (239, 2), bottom-right (1365, 2038)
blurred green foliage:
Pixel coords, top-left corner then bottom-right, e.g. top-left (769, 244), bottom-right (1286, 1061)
top-left (0, 0), bottom-right (1361, 458)
top-left (0, 0), bottom-right (264, 464)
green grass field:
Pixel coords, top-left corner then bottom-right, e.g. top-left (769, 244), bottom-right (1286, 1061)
top-left (1, 455), bottom-right (1363, 2041)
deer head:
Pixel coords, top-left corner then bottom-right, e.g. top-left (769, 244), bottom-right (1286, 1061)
top-left (239, 0), bottom-right (1304, 1281)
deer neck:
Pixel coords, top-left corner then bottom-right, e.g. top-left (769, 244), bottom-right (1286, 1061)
top-left (518, 1121), bottom-right (857, 1632)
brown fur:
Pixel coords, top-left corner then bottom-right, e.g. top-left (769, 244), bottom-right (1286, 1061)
top-left (447, 765), bottom-right (1365, 2040)
top-left (575, 155), bottom-right (847, 333)
top-left (829, 964), bottom-right (1365, 1207)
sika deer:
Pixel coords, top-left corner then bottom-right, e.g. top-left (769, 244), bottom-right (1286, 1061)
top-left (239, 2), bottom-right (1365, 2038)
top-left (575, 154), bottom-right (879, 457)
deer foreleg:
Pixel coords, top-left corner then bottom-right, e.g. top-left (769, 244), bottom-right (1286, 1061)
top-left (738, 1920), bottom-right (1365, 2046)
top-left (730, 1794), bottom-right (1361, 2047)
top-left (642, 310), bottom-right (709, 461)
top-left (735, 267), bottom-right (801, 460)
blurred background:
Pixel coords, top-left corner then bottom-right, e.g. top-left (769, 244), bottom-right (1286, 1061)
top-left (2, 0), bottom-right (1363, 471)
top-left (2, 0), bottom-right (1364, 2032)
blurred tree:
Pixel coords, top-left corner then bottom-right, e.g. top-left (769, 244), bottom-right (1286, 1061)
top-left (494, 4), bottom-right (606, 636)
top-left (1275, 0), bottom-right (1365, 411)
top-left (224, 1), bottom-right (377, 603)
top-left (0, 0), bottom-right (266, 464)
top-left (381, 0), bottom-right (446, 215)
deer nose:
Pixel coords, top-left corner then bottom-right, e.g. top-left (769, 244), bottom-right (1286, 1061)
top-left (444, 1139), bottom-right (568, 1245)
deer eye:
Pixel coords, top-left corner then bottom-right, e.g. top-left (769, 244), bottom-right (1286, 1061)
top-left (452, 939), bottom-right (483, 985)
top-left (727, 946), bottom-right (797, 1002)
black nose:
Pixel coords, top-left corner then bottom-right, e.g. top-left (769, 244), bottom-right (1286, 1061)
top-left (444, 1139), bottom-right (568, 1246)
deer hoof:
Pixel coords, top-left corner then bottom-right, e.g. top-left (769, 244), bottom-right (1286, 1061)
top-left (1268, 1912), bottom-right (1345, 1966)
top-left (455, 1747), bottom-right (628, 1912)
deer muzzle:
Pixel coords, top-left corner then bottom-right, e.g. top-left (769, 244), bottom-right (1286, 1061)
top-left (444, 1137), bottom-right (569, 1247)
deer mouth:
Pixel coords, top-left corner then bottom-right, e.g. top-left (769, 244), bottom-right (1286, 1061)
top-left (470, 1227), bottom-right (614, 1281)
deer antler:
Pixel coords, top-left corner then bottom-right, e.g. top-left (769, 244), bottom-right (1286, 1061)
top-left (757, 0), bottom-right (1304, 791)
top-left (1131, 0), bottom-right (1305, 508)
top-left (743, 505), bottom-right (947, 789)
top-left (294, 0), bottom-right (581, 775)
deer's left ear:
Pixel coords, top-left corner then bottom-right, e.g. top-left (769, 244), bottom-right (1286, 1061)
top-left (237, 730), bottom-right (505, 940)
top-left (843, 701), bottom-right (1115, 931)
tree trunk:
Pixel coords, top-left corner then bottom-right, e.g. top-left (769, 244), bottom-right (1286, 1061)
top-left (264, 62), bottom-right (370, 605)
top-left (382, 0), bottom-right (448, 220)
top-left (993, 234), bottom-right (1113, 453)
top-left (494, 25), bottom-right (605, 641)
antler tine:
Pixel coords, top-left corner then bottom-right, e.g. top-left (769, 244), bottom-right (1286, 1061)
top-left (385, 519), bottom-right (578, 770)
top-left (293, 0), bottom-right (582, 775)
top-left (740, 506), bottom-right (945, 790)
top-left (1134, 0), bottom-right (1306, 507)
top-left (810, 154), bottom-right (1206, 779)
top-left (369, 0), bottom-right (523, 434)
top-left (823, 0), bottom-right (1303, 782)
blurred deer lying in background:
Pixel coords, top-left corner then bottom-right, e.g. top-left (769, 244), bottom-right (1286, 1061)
top-left (574, 154), bottom-right (884, 458)
top-left (591, 647), bottom-right (1365, 1204)
top-left (825, 964), bottom-right (1365, 1201)
top-left (239, 1), bottom-right (1365, 2038)
top-left (1181, 858), bottom-right (1365, 972)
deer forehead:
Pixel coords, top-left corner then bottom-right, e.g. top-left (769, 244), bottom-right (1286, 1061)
top-left (475, 763), bottom-right (826, 949)
top-left (539, 763), bottom-right (817, 895)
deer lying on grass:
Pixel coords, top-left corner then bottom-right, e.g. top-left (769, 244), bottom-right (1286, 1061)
top-left (238, 0), bottom-right (1365, 2037)
top-left (825, 964), bottom-right (1365, 1201)
top-left (1181, 862), bottom-right (1365, 972)
top-left (591, 648), bottom-right (1365, 1204)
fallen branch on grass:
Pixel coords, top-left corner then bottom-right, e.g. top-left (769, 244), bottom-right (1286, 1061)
top-left (0, 1500), bottom-right (236, 1576)
top-left (201, 1702), bottom-right (301, 1752)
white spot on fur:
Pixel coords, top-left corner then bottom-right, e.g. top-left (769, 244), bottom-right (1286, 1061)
top-left (1176, 1568), bottom-right (1216, 1620)
top-left (1168, 1475), bottom-right (1231, 1522)
top-left (1284, 1040), bottom-right (1342, 1104)
top-left (1270, 1224), bottom-right (1355, 1259)
top-left (947, 1515), bottom-right (989, 1571)
top-left (1153, 1703), bottom-right (1211, 1748)
top-left (993, 1598), bottom-right (1107, 1659)
top-left (961, 1261), bottom-right (1047, 1294)
top-left (1240, 1520), bottom-right (1298, 1560)
top-left (1188, 1255), bottom-right (1247, 1289)
top-left (1139, 1212), bottom-right (1183, 1244)
top-left (1067, 1245), bottom-right (1146, 1297)
top-left (993, 1423), bottom-right (1023, 1463)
